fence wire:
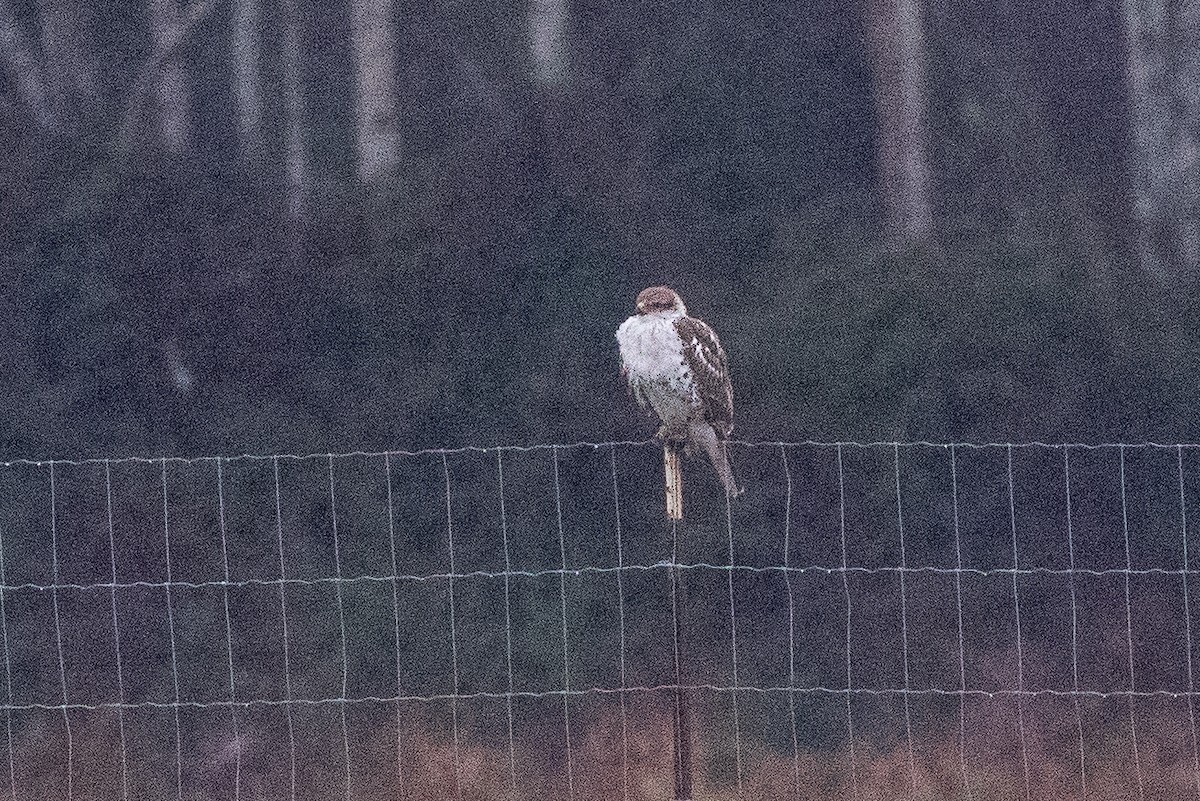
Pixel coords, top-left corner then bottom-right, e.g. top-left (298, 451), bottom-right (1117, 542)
top-left (1, 440), bottom-right (1199, 800)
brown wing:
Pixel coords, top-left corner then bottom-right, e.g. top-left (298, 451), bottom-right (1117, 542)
top-left (674, 315), bottom-right (734, 438)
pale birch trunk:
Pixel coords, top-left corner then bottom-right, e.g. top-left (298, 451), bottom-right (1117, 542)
top-left (0, 0), bottom-right (54, 129)
top-left (529, 0), bottom-right (570, 87)
top-left (866, 0), bottom-right (935, 248)
top-left (349, 0), bottom-right (399, 183)
top-left (1123, 0), bottom-right (1200, 277)
top-left (280, 0), bottom-right (309, 223)
top-left (231, 0), bottom-right (264, 159)
top-left (149, 0), bottom-right (191, 154)
top-left (36, 0), bottom-right (98, 127)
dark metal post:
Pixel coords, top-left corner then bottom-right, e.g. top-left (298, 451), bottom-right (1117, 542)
top-left (669, 514), bottom-right (693, 800)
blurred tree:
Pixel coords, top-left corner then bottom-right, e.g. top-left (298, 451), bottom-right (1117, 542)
top-left (231, 0), bottom-right (265, 160)
top-left (529, 0), bottom-right (570, 87)
top-left (0, 0), bottom-right (54, 129)
top-left (350, 0), bottom-right (400, 182)
top-left (280, 0), bottom-right (309, 224)
top-left (36, 0), bottom-right (98, 130)
top-left (150, 0), bottom-right (194, 154)
top-left (1122, 0), bottom-right (1200, 278)
top-left (866, 0), bottom-right (935, 248)
top-left (113, 0), bottom-right (212, 158)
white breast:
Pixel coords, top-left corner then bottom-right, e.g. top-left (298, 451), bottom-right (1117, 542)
top-left (616, 312), bottom-right (696, 426)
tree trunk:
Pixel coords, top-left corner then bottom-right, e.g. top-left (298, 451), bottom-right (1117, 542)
top-left (280, 0), bottom-right (309, 224)
top-left (529, 0), bottom-right (570, 88)
top-left (0, 0), bottom-right (54, 129)
top-left (866, 0), bottom-right (935, 248)
top-left (149, 0), bottom-right (192, 155)
top-left (231, 0), bottom-right (264, 160)
top-left (349, 0), bottom-right (399, 183)
top-left (1123, 0), bottom-right (1200, 278)
top-left (36, 0), bottom-right (98, 129)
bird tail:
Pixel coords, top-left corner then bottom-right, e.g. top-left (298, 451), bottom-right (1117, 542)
top-left (687, 421), bottom-right (743, 498)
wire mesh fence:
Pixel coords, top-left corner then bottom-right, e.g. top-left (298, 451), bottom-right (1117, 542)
top-left (1, 440), bottom-right (1200, 799)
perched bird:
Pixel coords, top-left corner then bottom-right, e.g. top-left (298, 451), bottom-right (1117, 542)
top-left (616, 286), bottom-right (742, 497)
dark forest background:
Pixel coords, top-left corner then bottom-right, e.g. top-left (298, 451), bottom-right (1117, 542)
top-left (2, 0), bottom-right (1195, 461)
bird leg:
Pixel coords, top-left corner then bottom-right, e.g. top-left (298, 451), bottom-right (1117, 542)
top-left (655, 421), bottom-right (689, 445)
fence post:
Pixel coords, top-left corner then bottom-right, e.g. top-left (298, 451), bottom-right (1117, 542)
top-left (671, 560), bottom-right (694, 801)
top-left (666, 441), bottom-right (693, 799)
top-left (665, 444), bottom-right (684, 520)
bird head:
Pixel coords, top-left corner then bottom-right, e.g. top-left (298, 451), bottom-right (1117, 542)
top-left (635, 286), bottom-right (687, 316)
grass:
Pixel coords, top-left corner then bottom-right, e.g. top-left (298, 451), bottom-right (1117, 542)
top-left (11, 690), bottom-right (1200, 799)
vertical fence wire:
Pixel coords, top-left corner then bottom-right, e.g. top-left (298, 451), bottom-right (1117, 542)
top-left (272, 457), bottom-right (298, 801)
top-left (1005, 447), bottom-right (1032, 800)
top-left (949, 445), bottom-right (973, 800)
top-left (48, 464), bottom-right (74, 801)
top-left (1179, 446), bottom-right (1200, 800)
top-left (1118, 447), bottom-right (1146, 801)
top-left (837, 444), bottom-right (859, 799)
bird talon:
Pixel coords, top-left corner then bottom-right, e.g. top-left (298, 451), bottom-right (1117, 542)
top-left (655, 425), bottom-right (687, 444)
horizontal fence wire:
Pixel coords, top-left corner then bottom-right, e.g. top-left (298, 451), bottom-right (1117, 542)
top-left (6, 438), bottom-right (1200, 468)
top-left (4, 562), bottom-right (1200, 594)
top-left (2, 686), bottom-right (1200, 714)
top-left (0, 441), bottom-right (656, 468)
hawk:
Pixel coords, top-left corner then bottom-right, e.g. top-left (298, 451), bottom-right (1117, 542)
top-left (616, 286), bottom-right (742, 497)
